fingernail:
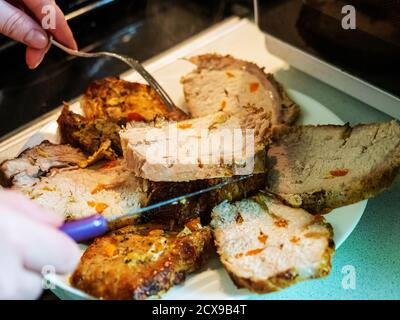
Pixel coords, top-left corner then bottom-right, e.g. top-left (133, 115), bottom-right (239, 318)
top-left (24, 30), bottom-right (48, 49)
top-left (28, 54), bottom-right (45, 70)
top-left (72, 39), bottom-right (78, 50)
top-left (28, 57), bottom-right (44, 70)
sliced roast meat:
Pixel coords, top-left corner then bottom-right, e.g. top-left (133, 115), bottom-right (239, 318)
top-left (16, 159), bottom-right (149, 221)
top-left (120, 111), bottom-right (268, 182)
top-left (71, 220), bottom-right (212, 299)
top-left (181, 54), bottom-right (300, 125)
top-left (0, 141), bottom-right (86, 188)
top-left (211, 193), bottom-right (334, 293)
top-left (267, 121), bottom-right (400, 213)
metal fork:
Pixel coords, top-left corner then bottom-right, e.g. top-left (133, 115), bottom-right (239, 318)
top-left (50, 38), bottom-right (175, 112)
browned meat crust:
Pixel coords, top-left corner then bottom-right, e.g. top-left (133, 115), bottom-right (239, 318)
top-left (81, 77), bottom-right (188, 122)
top-left (71, 221), bottom-right (212, 300)
top-left (57, 106), bottom-right (123, 155)
top-left (141, 174), bottom-right (267, 226)
top-left (0, 141), bottom-right (86, 188)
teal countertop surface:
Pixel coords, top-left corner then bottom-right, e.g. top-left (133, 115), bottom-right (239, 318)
top-left (253, 67), bottom-right (400, 300)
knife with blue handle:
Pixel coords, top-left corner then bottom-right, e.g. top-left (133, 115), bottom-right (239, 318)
top-left (59, 175), bottom-right (252, 242)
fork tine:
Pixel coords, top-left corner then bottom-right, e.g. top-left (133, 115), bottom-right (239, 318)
top-left (149, 80), bottom-right (175, 109)
top-left (128, 60), bottom-right (176, 111)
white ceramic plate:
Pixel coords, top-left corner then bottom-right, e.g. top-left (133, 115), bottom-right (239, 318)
top-left (24, 59), bottom-right (366, 300)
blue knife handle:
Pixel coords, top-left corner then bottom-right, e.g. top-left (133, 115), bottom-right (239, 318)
top-left (60, 214), bottom-right (109, 242)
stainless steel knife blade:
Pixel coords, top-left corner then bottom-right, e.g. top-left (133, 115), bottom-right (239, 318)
top-left (108, 174), bottom-right (254, 222)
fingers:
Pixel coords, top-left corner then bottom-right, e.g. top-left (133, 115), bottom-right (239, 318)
top-left (0, 0), bottom-right (48, 49)
top-left (26, 31), bottom-right (51, 69)
top-left (0, 193), bottom-right (81, 299)
top-left (0, 200), bottom-right (80, 273)
top-left (26, 46), bottom-right (47, 69)
top-left (0, 206), bottom-right (81, 275)
top-left (0, 240), bottom-right (42, 299)
top-left (0, 0), bottom-right (76, 68)
top-left (16, 215), bottom-right (81, 273)
top-left (0, 190), bottom-right (62, 227)
top-left (22, 0), bottom-right (77, 49)
top-left (15, 269), bottom-right (43, 300)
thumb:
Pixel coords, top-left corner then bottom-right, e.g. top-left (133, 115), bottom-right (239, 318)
top-left (0, 0), bottom-right (48, 49)
top-left (0, 190), bottom-right (63, 227)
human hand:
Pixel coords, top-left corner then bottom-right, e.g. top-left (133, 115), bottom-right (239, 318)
top-left (0, 190), bottom-right (80, 299)
top-left (0, 0), bottom-right (76, 69)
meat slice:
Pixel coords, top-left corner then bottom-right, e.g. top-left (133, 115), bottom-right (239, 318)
top-left (0, 141), bottom-right (148, 221)
top-left (16, 159), bottom-right (148, 221)
top-left (0, 141), bottom-right (86, 187)
top-left (211, 193), bottom-right (334, 293)
top-left (120, 110), bottom-right (268, 182)
top-left (181, 54), bottom-right (300, 125)
top-left (267, 121), bottom-right (400, 213)
top-left (57, 105), bottom-right (123, 155)
top-left (71, 220), bottom-right (212, 300)
top-left (81, 77), bottom-right (188, 122)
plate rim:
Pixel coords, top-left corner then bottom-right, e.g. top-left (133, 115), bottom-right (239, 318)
top-left (42, 88), bottom-right (368, 300)
top-left (33, 88), bottom-right (367, 300)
